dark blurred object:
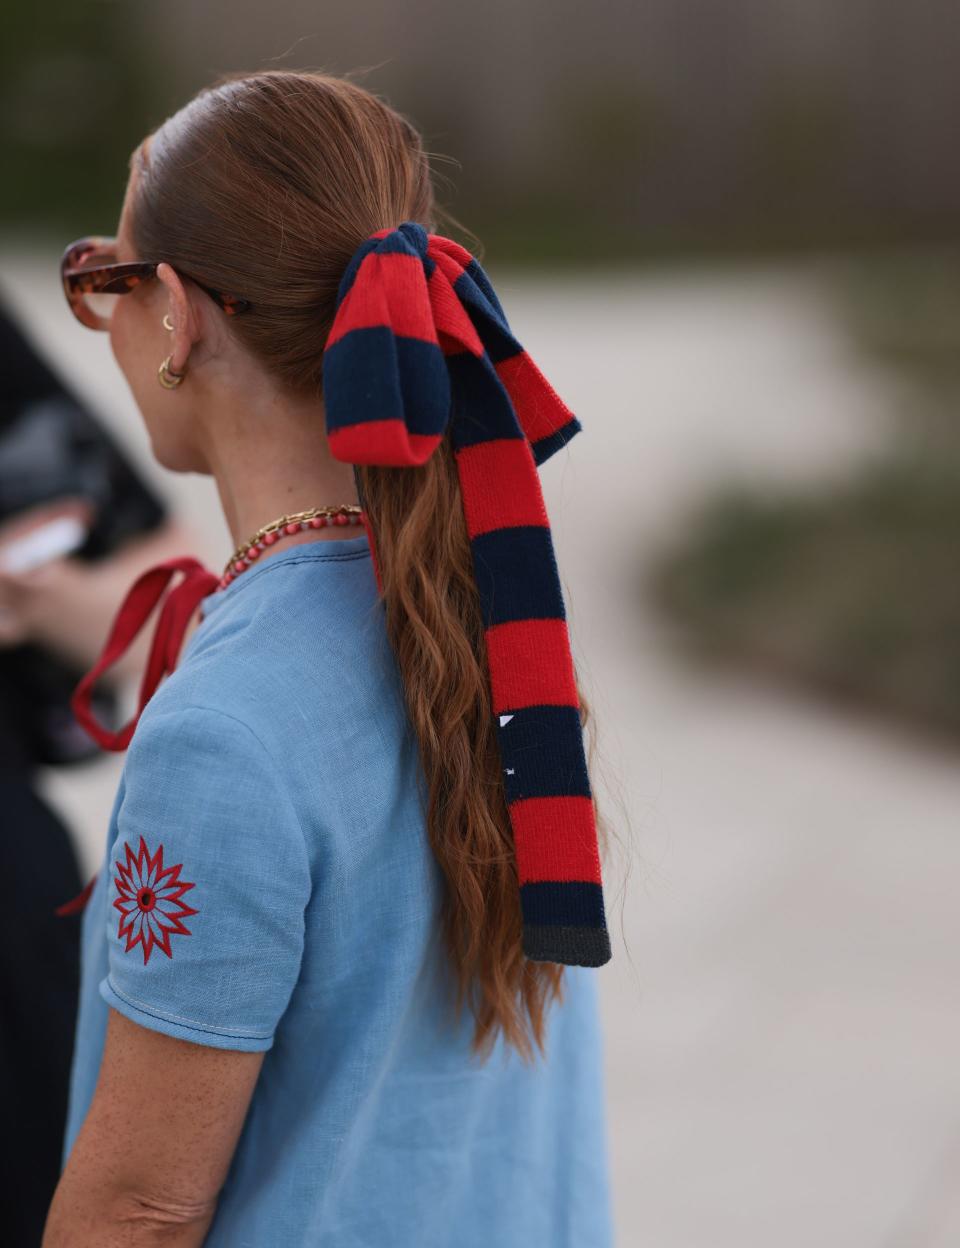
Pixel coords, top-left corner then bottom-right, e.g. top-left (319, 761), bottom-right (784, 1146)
top-left (0, 294), bottom-right (170, 1248)
top-left (0, 297), bottom-right (169, 768)
top-left (0, 775), bottom-right (89, 1248)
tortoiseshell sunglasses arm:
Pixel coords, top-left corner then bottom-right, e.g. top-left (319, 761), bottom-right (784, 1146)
top-left (60, 237), bottom-right (251, 317)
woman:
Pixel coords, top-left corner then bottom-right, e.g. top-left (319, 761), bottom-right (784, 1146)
top-left (43, 69), bottom-right (615, 1247)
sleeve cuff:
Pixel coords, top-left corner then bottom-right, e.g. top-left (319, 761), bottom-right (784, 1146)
top-left (99, 976), bottom-right (276, 1052)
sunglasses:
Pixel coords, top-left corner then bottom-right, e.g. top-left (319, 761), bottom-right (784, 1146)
top-left (60, 235), bottom-right (252, 331)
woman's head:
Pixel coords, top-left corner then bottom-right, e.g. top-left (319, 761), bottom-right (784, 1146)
top-left (102, 71), bottom-right (437, 471)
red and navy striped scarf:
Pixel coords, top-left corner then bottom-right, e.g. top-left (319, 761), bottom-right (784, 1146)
top-left (64, 221), bottom-right (611, 968)
top-left (323, 222), bottom-right (611, 967)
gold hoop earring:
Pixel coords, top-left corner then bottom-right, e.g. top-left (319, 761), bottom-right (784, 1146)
top-left (158, 355), bottom-right (186, 389)
top-left (162, 313), bottom-right (174, 331)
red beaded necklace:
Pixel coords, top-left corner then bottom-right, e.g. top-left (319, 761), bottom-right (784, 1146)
top-left (218, 503), bottom-right (366, 590)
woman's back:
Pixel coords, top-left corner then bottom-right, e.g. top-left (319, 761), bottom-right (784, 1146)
top-left (63, 532), bottom-right (613, 1247)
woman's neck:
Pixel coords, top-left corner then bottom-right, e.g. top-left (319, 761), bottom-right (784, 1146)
top-left (200, 393), bottom-right (362, 557)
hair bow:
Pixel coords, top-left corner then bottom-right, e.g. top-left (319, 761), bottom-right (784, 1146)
top-left (322, 221), bottom-right (611, 967)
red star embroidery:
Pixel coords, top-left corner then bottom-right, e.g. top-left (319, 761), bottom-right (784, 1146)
top-left (113, 835), bottom-right (198, 965)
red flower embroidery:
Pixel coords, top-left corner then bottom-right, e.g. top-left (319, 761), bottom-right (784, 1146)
top-left (113, 835), bottom-right (198, 964)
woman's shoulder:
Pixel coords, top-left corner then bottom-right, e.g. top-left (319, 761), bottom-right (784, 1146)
top-left (124, 538), bottom-right (408, 798)
top-left (177, 559), bottom-right (399, 723)
top-left (183, 541), bottom-right (384, 676)
top-left (128, 688), bottom-right (275, 779)
top-left (135, 597), bottom-right (398, 770)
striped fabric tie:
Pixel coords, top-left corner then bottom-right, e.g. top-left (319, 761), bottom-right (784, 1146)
top-left (322, 221), bottom-right (611, 967)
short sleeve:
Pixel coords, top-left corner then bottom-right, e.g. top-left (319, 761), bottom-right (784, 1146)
top-left (99, 703), bottom-right (312, 1051)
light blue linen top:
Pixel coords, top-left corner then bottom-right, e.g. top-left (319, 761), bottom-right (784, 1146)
top-left (62, 530), bottom-right (614, 1246)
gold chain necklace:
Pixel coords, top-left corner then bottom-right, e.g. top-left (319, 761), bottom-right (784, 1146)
top-left (219, 503), bottom-right (366, 588)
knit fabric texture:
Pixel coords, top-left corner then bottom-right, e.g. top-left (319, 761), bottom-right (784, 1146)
top-left (322, 221), bottom-right (611, 967)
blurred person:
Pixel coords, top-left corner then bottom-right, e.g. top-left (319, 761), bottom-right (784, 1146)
top-left (44, 70), bottom-right (615, 1248)
top-left (0, 299), bottom-right (195, 1247)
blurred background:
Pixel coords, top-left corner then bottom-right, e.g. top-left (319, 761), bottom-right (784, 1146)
top-left (3, 1), bottom-right (960, 1243)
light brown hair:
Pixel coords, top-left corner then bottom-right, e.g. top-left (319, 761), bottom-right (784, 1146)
top-left (130, 68), bottom-right (615, 1062)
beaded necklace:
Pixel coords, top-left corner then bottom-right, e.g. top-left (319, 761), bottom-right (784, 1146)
top-left (218, 504), bottom-right (366, 590)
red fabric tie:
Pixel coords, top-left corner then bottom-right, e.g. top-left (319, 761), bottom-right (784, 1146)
top-left (56, 557), bottom-right (218, 917)
top-left (70, 555), bottom-right (219, 752)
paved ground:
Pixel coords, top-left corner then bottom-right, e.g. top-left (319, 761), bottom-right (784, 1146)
top-left (5, 250), bottom-right (959, 1245)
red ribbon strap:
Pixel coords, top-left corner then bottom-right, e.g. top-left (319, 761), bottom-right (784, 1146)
top-left (70, 556), bottom-right (219, 753)
top-left (55, 557), bottom-right (218, 918)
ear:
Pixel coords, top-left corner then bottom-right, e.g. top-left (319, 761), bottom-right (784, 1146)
top-left (156, 262), bottom-right (201, 375)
